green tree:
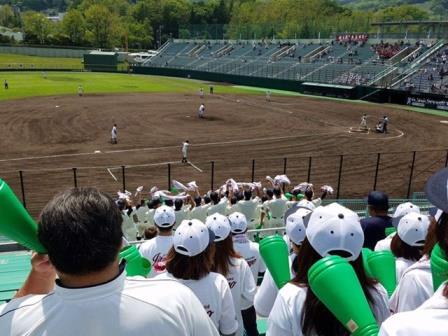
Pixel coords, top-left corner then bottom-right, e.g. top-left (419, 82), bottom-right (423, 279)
top-left (22, 11), bottom-right (53, 44)
top-left (62, 9), bottom-right (86, 45)
top-left (431, 0), bottom-right (448, 17)
top-left (85, 4), bottom-right (119, 48)
top-left (0, 5), bottom-right (18, 28)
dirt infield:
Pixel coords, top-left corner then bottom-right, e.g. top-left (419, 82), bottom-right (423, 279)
top-left (0, 92), bottom-right (447, 217)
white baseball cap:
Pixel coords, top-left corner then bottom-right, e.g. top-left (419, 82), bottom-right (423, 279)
top-left (286, 208), bottom-right (312, 246)
top-left (228, 212), bottom-right (248, 234)
top-left (206, 213), bottom-right (231, 242)
top-left (153, 205), bottom-right (176, 228)
top-left (397, 212), bottom-right (430, 247)
top-left (173, 219), bottom-right (212, 257)
top-left (297, 199), bottom-right (316, 210)
top-left (392, 202), bottom-right (420, 227)
top-left (306, 203), bottom-right (364, 261)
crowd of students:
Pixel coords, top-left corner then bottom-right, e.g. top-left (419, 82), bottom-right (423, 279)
top-left (1, 168), bottom-right (448, 335)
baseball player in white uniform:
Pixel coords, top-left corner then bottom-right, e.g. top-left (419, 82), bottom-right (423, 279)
top-left (182, 140), bottom-right (190, 163)
top-left (111, 124), bottom-right (118, 144)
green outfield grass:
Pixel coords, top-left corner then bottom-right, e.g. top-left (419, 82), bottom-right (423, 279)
top-left (0, 54), bottom-right (83, 69)
top-left (0, 71), bottom-right (265, 100)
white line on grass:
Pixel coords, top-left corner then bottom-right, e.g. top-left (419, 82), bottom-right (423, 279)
top-left (187, 161), bottom-right (203, 173)
top-left (107, 168), bottom-right (118, 182)
top-left (0, 132), bottom-right (339, 163)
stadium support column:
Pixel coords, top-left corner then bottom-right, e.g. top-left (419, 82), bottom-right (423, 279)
top-left (373, 153), bottom-right (381, 191)
top-left (73, 168), bottom-right (78, 188)
top-left (211, 161), bottom-right (215, 191)
top-left (307, 157), bottom-right (312, 183)
top-left (445, 150), bottom-right (448, 167)
top-left (167, 163), bottom-right (171, 191)
top-left (19, 170), bottom-right (26, 209)
top-left (251, 160), bottom-right (255, 183)
top-left (121, 165), bottom-right (126, 192)
top-left (336, 155), bottom-right (344, 199)
top-left (406, 151), bottom-right (416, 199)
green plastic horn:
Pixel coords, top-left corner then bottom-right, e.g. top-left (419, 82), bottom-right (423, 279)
top-left (367, 250), bottom-right (397, 296)
top-left (362, 248), bottom-right (373, 278)
top-left (308, 255), bottom-right (379, 336)
top-left (431, 243), bottom-right (448, 291)
top-left (259, 235), bottom-right (290, 289)
top-left (384, 227), bottom-right (396, 237)
top-left (120, 245), bottom-right (152, 277)
top-left (0, 179), bottom-right (46, 253)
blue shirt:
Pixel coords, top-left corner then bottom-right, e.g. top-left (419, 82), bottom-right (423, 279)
top-left (361, 215), bottom-right (392, 250)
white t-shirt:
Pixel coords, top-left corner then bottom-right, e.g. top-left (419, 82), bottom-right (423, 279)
top-left (395, 257), bottom-right (416, 282)
top-left (254, 254), bottom-right (295, 318)
top-left (175, 208), bottom-right (190, 229)
top-left (158, 272), bottom-right (238, 335)
top-left (190, 203), bottom-right (211, 222)
top-left (379, 282), bottom-right (448, 336)
top-left (268, 282), bottom-right (390, 336)
top-left (207, 198), bottom-right (228, 217)
top-left (389, 256), bottom-right (433, 313)
top-left (237, 199), bottom-right (260, 229)
top-left (375, 233), bottom-right (394, 251)
top-left (182, 142), bottom-right (189, 156)
top-left (233, 234), bottom-right (266, 283)
top-left (265, 199), bottom-right (287, 229)
top-left (121, 214), bottom-right (138, 241)
top-left (139, 235), bottom-right (173, 278)
top-left (0, 270), bottom-right (219, 336)
top-left (226, 257), bottom-right (257, 336)
top-left (111, 126), bottom-right (117, 139)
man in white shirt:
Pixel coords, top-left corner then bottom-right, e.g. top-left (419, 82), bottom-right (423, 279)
top-left (182, 140), bottom-right (190, 163)
top-left (111, 124), bottom-right (118, 144)
top-left (198, 103), bottom-right (205, 118)
top-left (139, 205), bottom-right (175, 278)
top-left (237, 190), bottom-right (261, 230)
top-left (264, 188), bottom-right (287, 232)
top-left (190, 196), bottom-right (211, 222)
top-left (0, 187), bottom-right (218, 336)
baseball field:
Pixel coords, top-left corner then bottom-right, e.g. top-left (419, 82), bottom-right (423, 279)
top-left (0, 71), bottom-right (447, 217)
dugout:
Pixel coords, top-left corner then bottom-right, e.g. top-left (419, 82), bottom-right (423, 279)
top-left (84, 51), bottom-right (118, 71)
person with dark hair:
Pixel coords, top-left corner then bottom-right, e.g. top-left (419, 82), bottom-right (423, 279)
top-left (268, 203), bottom-right (390, 335)
top-left (226, 196), bottom-right (239, 216)
top-left (160, 219), bottom-right (238, 336)
top-left (144, 226), bottom-right (158, 240)
top-left (255, 207), bottom-right (310, 318)
top-left (237, 189), bottom-right (261, 231)
top-left (164, 199), bottom-right (174, 207)
top-left (389, 214), bottom-right (438, 313)
top-left (173, 197), bottom-right (192, 229)
top-left (390, 212), bottom-right (430, 281)
top-left (379, 168), bottom-right (448, 335)
top-left (190, 195), bottom-right (211, 223)
top-left (374, 201), bottom-right (420, 251)
top-left (207, 191), bottom-right (228, 216)
top-left (264, 188), bottom-right (287, 234)
top-left (0, 188), bottom-right (219, 335)
top-left (140, 205), bottom-right (175, 278)
top-left (361, 191), bottom-right (392, 250)
top-left (207, 214), bottom-right (256, 336)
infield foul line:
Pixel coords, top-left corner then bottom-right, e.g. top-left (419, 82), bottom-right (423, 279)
top-left (107, 168), bottom-right (118, 182)
top-left (187, 161), bottom-right (203, 173)
top-left (0, 132), bottom-right (339, 163)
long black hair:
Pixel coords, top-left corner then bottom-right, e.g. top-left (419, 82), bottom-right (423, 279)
top-left (292, 239), bottom-right (376, 336)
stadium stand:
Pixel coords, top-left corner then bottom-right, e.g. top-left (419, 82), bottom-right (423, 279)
top-left (139, 38), bottom-right (448, 95)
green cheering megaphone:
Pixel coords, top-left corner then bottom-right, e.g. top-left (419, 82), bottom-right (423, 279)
top-left (0, 179), bottom-right (46, 253)
top-left (119, 245), bottom-right (152, 277)
top-left (259, 235), bottom-right (291, 289)
top-left (308, 255), bottom-right (379, 336)
top-left (431, 243), bottom-right (448, 291)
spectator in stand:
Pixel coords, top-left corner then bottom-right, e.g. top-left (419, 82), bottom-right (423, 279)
top-left (140, 205), bottom-right (175, 278)
top-left (0, 188), bottom-right (219, 336)
top-left (361, 191), bottom-right (392, 250)
top-left (237, 190), bottom-right (261, 230)
top-left (267, 203), bottom-right (390, 335)
top-left (228, 212), bottom-right (264, 336)
top-left (379, 168), bottom-right (448, 335)
top-left (160, 219), bottom-right (238, 336)
top-left (207, 214), bottom-right (257, 336)
top-left (391, 212), bottom-right (430, 281)
top-left (207, 191), bottom-right (228, 216)
top-left (174, 197), bottom-right (192, 229)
